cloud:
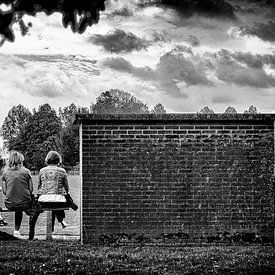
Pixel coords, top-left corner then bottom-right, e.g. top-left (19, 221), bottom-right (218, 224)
top-left (150, 30), bottom-right (170, 43)
top-left (110, 6), bottom-right (134, 17)
top-left (158, 0), bottom-right (236, 19)
top-left (102, 47), bottom-right (212, 96)
top-left (186, 35), bottom-right (200, 47)
top-left (214, 49), bottom-right (275, 84)
top-left (238, 21), bottom-right (275, 42)
top-left (212, 92), bottom-right (236, 104)
top-left (263, 53), bottom-right (275, 69)
top-left (232, 52), bottom-right (264, 69)
top-left (89, 29), bottom-right (150, 53)
top-left (157, 51), bottom-right (211, 86)
top-left (17, 64), bottom-right (87, 99)
top-left (215, 49), bottom-right (275, 70)
top-left (0, 54), bottom-right (101, 101)
top-left (216, 61), bottom-right (275, 88)
top-left (102, 57), bottom-right (134, 72)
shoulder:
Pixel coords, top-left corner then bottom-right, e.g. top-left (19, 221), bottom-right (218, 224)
top-left (1, 168), bottom-right (8, 178)
top-left (21, 167), bottom-right (31, 176)
top-left (57, 167), bottom-right (67, 174)
top-left (39, 167), bottom-right (47, 173)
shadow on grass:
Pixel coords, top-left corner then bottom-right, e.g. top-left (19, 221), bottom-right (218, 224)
top-left (0, 231), bottom-right (18, 240)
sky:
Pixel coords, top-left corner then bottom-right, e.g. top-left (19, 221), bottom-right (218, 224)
top-left (0, 0), bottom-right (275, 130)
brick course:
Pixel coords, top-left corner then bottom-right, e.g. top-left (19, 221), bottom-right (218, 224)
top-left (75, 114), bottom-right (275, 244)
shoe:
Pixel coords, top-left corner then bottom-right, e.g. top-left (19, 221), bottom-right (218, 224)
top-left (61, 221), bottom-right (68, 229)
top-left (70, 202), bottom-right (78, 211)
top-left (66, 194), bottom-right (78, 211)
top-left (13, 230), bottom-right (23, 239)
top-left (0, 219), bottom-right (8, 226)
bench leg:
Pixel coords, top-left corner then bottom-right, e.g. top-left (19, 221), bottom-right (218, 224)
top-left (46, 211), bottom-right (53, 240)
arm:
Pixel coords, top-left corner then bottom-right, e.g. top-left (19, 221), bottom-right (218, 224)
top-left (28, 177), bottom-right (33, 194)
top-left (1, 173), bottom-right (6, 195)
top-left (63, 172), bottom-right (69, 194)
top-left (37, 172), bottom-right (42, 192)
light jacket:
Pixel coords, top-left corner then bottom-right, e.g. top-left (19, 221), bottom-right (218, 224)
top-left (37, 165), bottom-right (69, 195)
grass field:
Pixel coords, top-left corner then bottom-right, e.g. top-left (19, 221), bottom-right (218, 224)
top-left (0, 241), bottom-right (275, 274)
top-left (0, 175), bottom-right (81, 238)
top-left (1, 176), bottom-right (275, 274)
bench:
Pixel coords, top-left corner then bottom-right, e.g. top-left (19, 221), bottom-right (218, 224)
top-left (0, 206), bottom-right (69, 240)
top-left (42, 207), bottom-right (69, 240)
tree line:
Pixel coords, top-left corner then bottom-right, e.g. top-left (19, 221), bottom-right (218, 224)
top-left (0, 88), bottom-right (259, 171)
top-left (0, 89), bottom-right (166, 170)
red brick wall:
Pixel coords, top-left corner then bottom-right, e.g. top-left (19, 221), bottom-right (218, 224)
top-left (77, 114), bottom-right (275, 244)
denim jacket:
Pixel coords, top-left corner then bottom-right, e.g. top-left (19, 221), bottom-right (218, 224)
top-left (37, 165), bottom-right (69, 195)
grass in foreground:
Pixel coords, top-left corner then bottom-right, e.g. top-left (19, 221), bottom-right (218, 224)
top-left (0, 240), bottom-right (275, 274)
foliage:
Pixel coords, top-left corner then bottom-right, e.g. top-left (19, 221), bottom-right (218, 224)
top-left (58, 103), bottom-right (81, 167)
top-left (0, 0), bottom-right (106, 43)
top-left (244, 105), bottom-right (259, 114)
top-left (224, 106), bottom-right (237, 114)
top-left (91, 89), bottom-right (150, 114)
top-left (151, 103), bottom-right (166, 114)
top-left (8, 103), bottom-right (62, 169)
top-left (198, 106), bottom-right (215, 114)
top-left (58, 103), bottom-right (80, 128)
top-left (1, 92), bottom-right (161, 170)
top-left (0, 240), bottom-right (275, 274)
top-left (0, 104), bottom-right (31, 148)
top-left (60, 125), bottom-right (79, 168)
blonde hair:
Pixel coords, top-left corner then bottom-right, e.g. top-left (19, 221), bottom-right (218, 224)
top-left (8, 151), bottom-right (24, 171)
top-left (45, 151), bottom-right (62, 165)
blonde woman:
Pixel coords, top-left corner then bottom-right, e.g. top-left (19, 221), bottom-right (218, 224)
top-left (1, 151), bottom-right (39, 239)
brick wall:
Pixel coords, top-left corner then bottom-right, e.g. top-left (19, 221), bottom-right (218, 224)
top-left (75, 114), bottom-right (275, 244)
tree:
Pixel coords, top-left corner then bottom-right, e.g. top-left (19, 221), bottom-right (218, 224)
top-left (151, 103), bottom-right (167, 114)
top-left (19, 103), bottom-right (62, 169)
top-left (224, 106), bottom-right (237, 114)
top-left (91, 89), bottom-right (150, 114)
top-left (198, 106), bottom-right (215, 114)
top-left (58, 103), bottom-right (84, 167)
top-left (244, 105), bottom-right (259, 114)
top-left (60, 124), bottom-right (79, 168)
top-left (1, 104), bottom-right (31, 149)
top-left (59, 103), bottom-right (78, 127)
top-left (0, 0), bottom-right (106, 43)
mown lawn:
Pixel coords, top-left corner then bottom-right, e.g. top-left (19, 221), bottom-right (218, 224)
top-left (0, 240), bottom-right (275, 274)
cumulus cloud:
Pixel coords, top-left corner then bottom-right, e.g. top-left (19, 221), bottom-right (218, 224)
top-left (89, 29), bottom-right (150, 53)
top-left (214, 49), bottom-right (275, 84)
top-left (110, 6), bottom-right (134, 17)
top-left (232, 52), bottom-right (264, 69)
top-left (215, 49), bottom-right (275, 70)
top-left (158, 0), bottom-right (236, 19)
top-left (102, 57), bottom-right (134, 72)
top-left (186, 35), bottom-right (200, 47)
top-left (238, 21), bottom-right (275, 42)
top-left (157, 51), bottom-right (210, 86)
top-left (102, 57), bottom-right (156, 80)
top-left (21, 66), bottom-right (75, 98)
top-left (216, 61), bottom-right (275, 88)
top-left (0, 54), bottom-right (101, 100)
top-left (263, 53), bottom-right (275, 69)
top-left (102, 47), bottom-right (211, 96)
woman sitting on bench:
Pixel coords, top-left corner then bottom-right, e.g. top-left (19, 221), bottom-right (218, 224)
top-left (1, 151), bottom-right (40, 239)
top-left (37, 151), bottom-right (78, 230)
